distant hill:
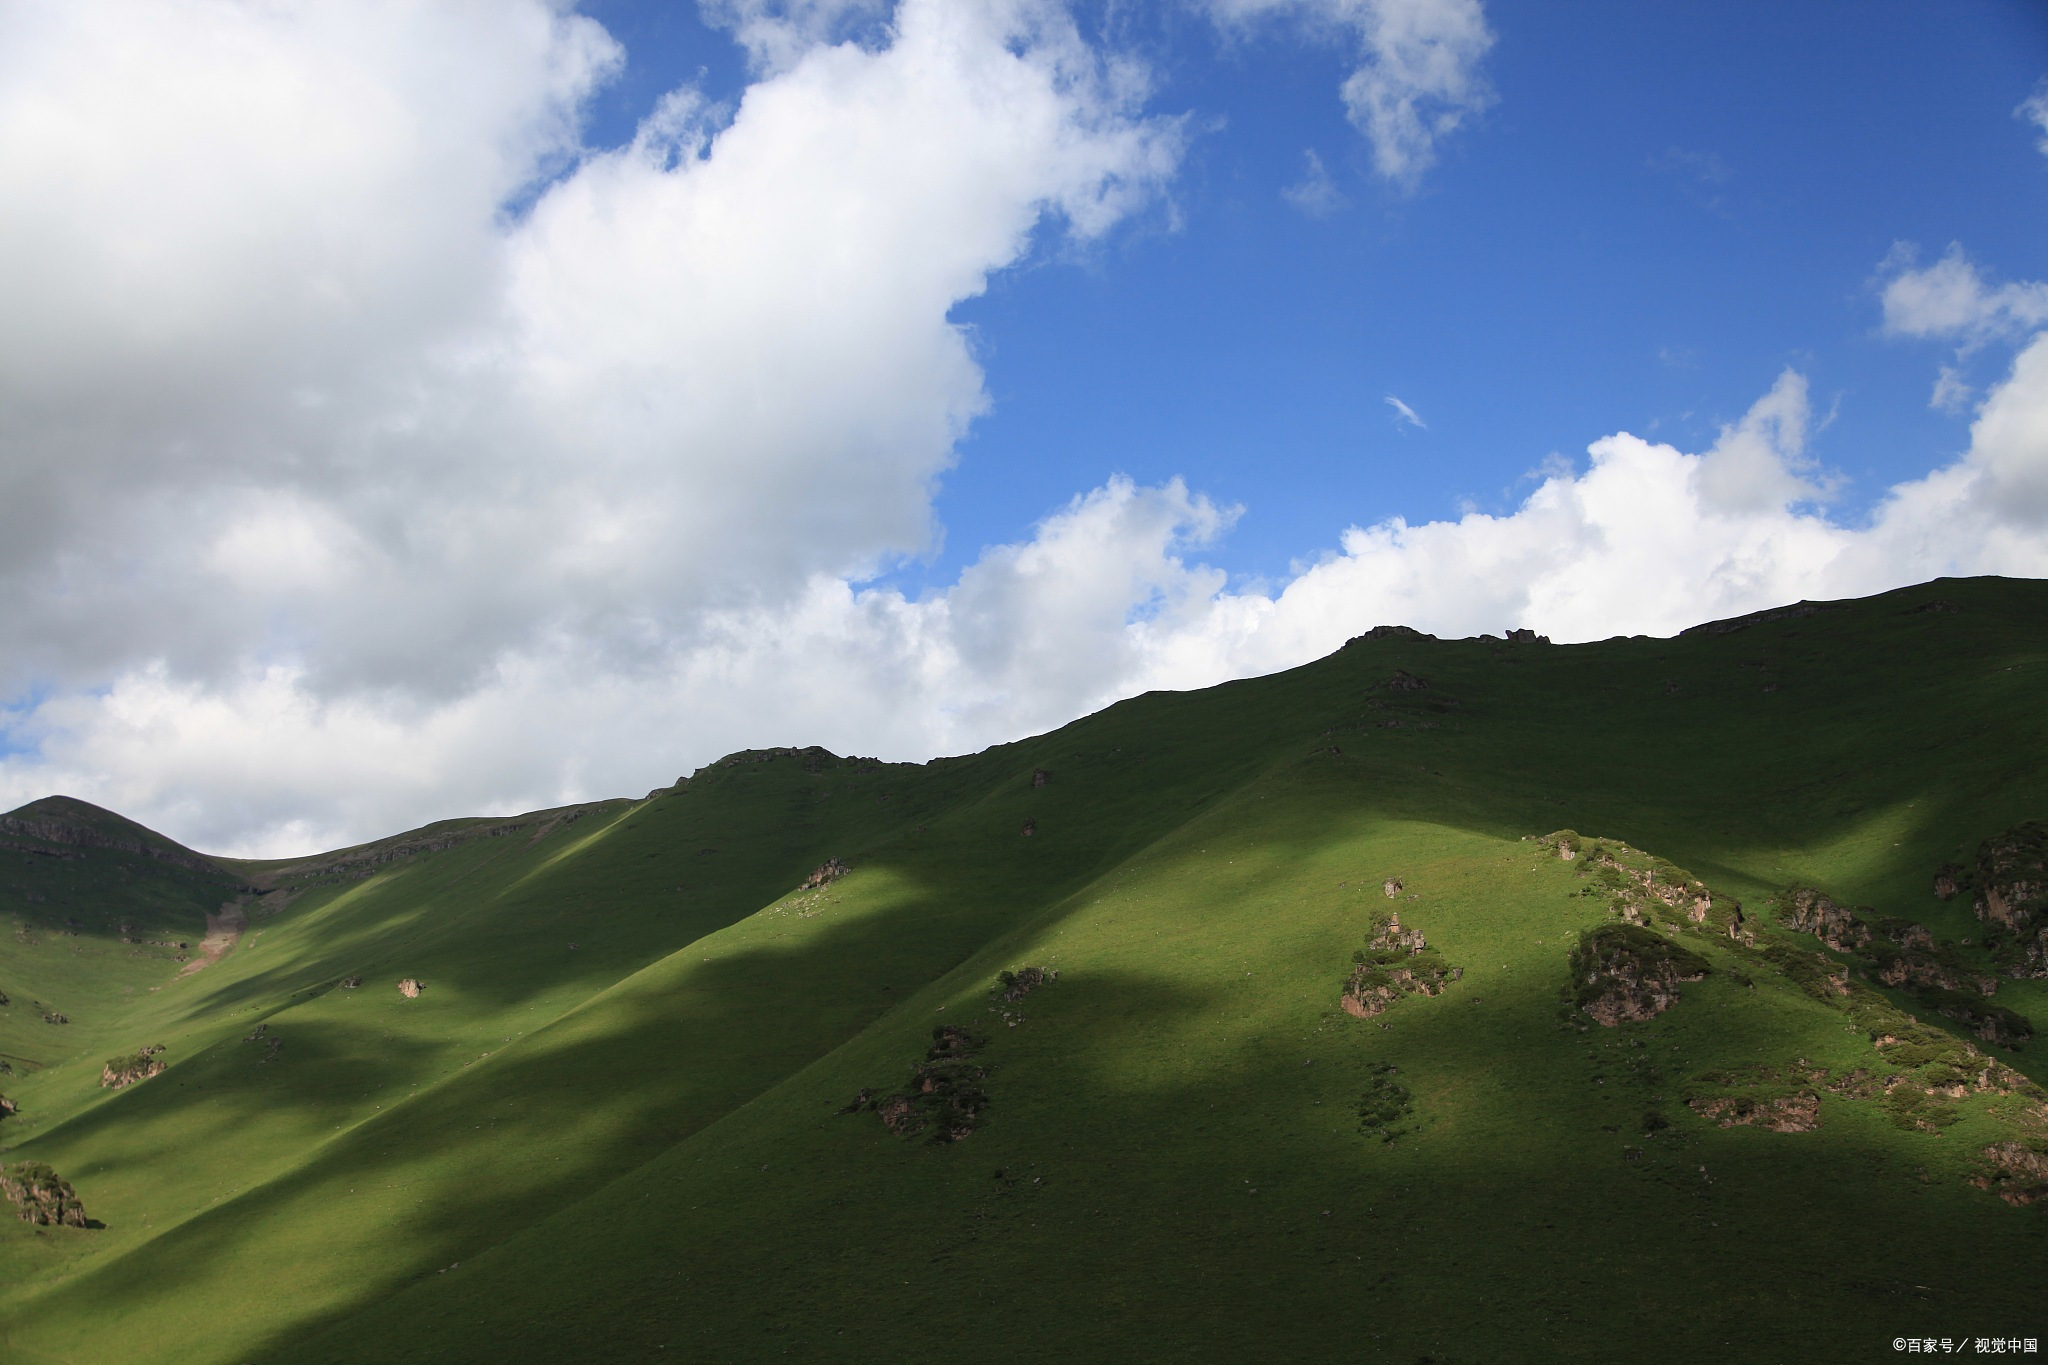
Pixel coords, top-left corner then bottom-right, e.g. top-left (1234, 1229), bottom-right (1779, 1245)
top-left (0, 794), bottom-right (233, 880)
top-left (0, 575), bottom-right (2043, 1363)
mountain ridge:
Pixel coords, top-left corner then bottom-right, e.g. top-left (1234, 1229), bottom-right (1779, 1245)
top-left (0, 573), bottom-right (2043, 1363)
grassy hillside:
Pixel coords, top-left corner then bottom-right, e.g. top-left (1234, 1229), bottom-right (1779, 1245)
top-left (1, 575), bottom-right (2044, 1362)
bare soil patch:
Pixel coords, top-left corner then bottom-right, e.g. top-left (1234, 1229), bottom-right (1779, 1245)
top-left (178, 896), bottom-right (251, 977)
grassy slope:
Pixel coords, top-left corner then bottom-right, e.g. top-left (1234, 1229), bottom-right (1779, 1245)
top-left (1, 576), bottom-right (2044, 1362)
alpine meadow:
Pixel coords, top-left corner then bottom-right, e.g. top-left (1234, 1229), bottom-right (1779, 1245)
top-left (4, 3), bottom-right (2048, 1361)
top-left (2, 576), bottom-right (2045, 1362)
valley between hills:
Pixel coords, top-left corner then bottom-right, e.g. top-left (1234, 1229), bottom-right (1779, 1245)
top-left (1, 575), bottom-right (2044, 1362)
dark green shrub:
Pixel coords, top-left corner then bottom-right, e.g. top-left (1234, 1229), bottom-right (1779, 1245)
top-left (1356, 1065), bottom-right (1413, 1143)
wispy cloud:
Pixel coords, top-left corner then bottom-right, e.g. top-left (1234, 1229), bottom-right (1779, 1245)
top-left (1877, 243), bottom-right (2048, 345)
top-left (1647, 145), bottom-right (1732, 216)
top-left (1282, 148), bottom-right (1344, 216)
top-left (1209, 0), bottom-right (1495, 190)
top-left (1385, 394), bottom-right (1425, 429)
top-left (1875, 242), bottom-right (2048, 408)
top-left (2019, 78), bottom-right (2048, 156)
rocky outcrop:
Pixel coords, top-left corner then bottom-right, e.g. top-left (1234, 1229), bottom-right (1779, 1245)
top-left (1956, 822), bottom-right (2048, 978)
top-left (1780, 888), bottom-right (2007, 997)
top-left (1915, 989), bottom-right (2034, 1047)
top-left (1385, 669), bottom-right (1428, 691)
top-left (1020, 819), bottom-right (1036, 837)
top-left (2012, 926), bottom-right (2048, 981)
top-left (1344, 624), bottom-right (1435, 645)
top-left (1679, 600), bottom-right (1840, 636)
top-left (1381, 878), bottom-right (1403, 898)
top-left (1982, 884), bottom-right (2042, 937)
top-left (709, 745), bottom-right (860, 772)
top-left (1768, 868), bottom-right (2036, 1046)
top-left (100, 1045), bottom-right (166, 1089)
top-left (1570, 924), bottom-right (1710, 1026)
top-left (1692, 1034), bottom-right (2046, 1148)
top-left (1031, 768), bottom-right (1050, 788)
top-left (1544, 833), bottom-right (1742, 940)
top-left (847, 1025), bottom-right (991, 1143)
top-left (1688, 1092), bottom-right (1821, 1132)
top-left (339, 976), bottom-right (362, 989)
top-left (994, 966), bottom-right (1057, 1003)
top-left (397, 978), bottom-right (423, 999)
top-left (1341, 913), bottom-right (1460, 1018)
top-left (1974, 1142), bottom-right (2048, 1207)
top-left (800, 858), bottom-right (849, 890)
top-left (1869, 947), bottom-right (1994, 997)
top-left (1781, 889), bottom-right (1872, 952)
top-left (1, 1163), bottom-right (89, 1227)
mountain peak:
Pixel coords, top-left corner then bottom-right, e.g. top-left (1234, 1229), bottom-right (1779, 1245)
top-left (0, 795), bottom-right (228, 877)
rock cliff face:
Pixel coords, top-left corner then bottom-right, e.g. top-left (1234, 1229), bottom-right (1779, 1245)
top-left (1, 1163), bottom-right (89, 1227)
top-left (1569, 924), bottom-right (1710, 1026)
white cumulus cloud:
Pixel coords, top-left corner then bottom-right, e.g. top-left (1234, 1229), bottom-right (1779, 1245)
top-left (10, 349), bottom-right (2047, 857)
top-left (2, 4), bottom-right (2043, 861)
top-left (0, 0), bottom-right (1186, 852)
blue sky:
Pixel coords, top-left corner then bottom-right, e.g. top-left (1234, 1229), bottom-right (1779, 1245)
top-left (586, 0), bottom-right (2048, 591)
top-left (0, 0), bottom-right (2044, 852)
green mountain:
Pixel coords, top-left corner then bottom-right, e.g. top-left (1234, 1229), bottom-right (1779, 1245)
top-left (1, 576), bottom-right (2044, 1363)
